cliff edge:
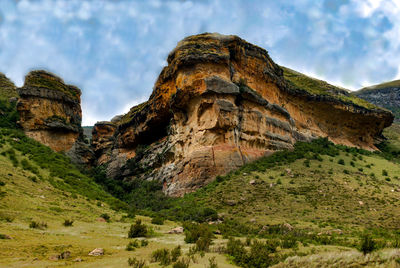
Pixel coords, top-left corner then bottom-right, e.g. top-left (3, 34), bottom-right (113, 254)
top-left (93, 33), bottom-right (393, 196)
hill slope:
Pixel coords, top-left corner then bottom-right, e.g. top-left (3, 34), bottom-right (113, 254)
top-left (354, 80), bottom-right (400, 121)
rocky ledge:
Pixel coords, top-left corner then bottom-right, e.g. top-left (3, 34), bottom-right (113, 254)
top-left (93, 33), bottom-right (393, 196)
top-left (17, 70), bottom-right (93, 165)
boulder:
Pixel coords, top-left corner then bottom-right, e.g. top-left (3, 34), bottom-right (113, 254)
top-left (168, 227), bottom-right (184, 234)
top-left (88, 248), bottom-right (104, 256)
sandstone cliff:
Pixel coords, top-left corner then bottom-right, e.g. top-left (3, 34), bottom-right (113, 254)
top-left (354, 80), bottom-right (400, 122)
top-left (17, 70), bottom-right (93, 165)
top-left (94, 33), bottom-right (393, 196)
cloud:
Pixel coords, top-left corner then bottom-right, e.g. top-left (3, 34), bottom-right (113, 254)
top-left (0, 0), bottom-right (399, 125)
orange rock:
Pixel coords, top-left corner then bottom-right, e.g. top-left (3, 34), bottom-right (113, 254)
top-left (94, 33), bottom-right (393, 196)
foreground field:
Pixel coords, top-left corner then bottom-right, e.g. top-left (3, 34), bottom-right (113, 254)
top-left (2, 124), bottom-right (400, 267)
top-left (0, 152), bottom-right (233, 267)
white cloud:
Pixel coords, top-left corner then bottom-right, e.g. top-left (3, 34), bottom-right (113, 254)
top-left (1, 0), bottom-right (400, 125)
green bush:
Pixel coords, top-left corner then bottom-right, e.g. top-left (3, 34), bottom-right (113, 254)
top-left (207, 256), bottom-right (218, 268)
top-left (183, 222), bottom-right (213, 243)
top-left (63, 219), bottom-right (74, 227)
top-left (172, 257), bottom-right (190, 268)
top-left (128, 219), bottom-right (148, 238)
top-left (151, 216), bottom-right (164, 225)
top-left (151, 248), bottom-right (171, 266)
top-left (29, 221), bottom-right (47, 229)
top-left (226, 238), bottom-right (277, 268)
top-left (281, 235), bottom-right (298, 249)
top-left (382, 170), bottom-right (388, 176)
top-left (126, 240), bottom-right (140, 251)
top-left (100, 213), bottom-right (110, 222)
top-left (128, 256), bottom-right (147, 267)
top-left (171, 245), bottom-right (181, 262)
top-left (0, 100), bottom-right (19, 128)
top-left (360, 234), bottom-right (376, 255)
top-left (338, 159), bottom-right (345, 165)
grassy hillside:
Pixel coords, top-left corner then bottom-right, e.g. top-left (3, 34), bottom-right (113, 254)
top-left (0, 73), bottom-right (17, 101)
top-left (282, 67), bottom-right (377, 110)
top-left (358, 79), bottom-right (400, 93)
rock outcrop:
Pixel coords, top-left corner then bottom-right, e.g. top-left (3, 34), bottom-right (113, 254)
top-left (17, 70), bottom-right (94, 165)
top-left (94, 33), bottom-right (393, 196)
top-left (354, 81), bottom-right (400, 122)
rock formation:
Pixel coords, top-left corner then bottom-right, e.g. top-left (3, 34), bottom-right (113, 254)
top-left (17, 70), bottom-right (93, 165)
top-left (354, 81), bottom-right (400, 122)
top-left (93, 33), bottom-right (393, 196)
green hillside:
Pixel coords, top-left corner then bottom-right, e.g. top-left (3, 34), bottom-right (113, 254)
top-left (0, 129), bottom-right (234, 267)
top-left (282, 67), bottom-right (378, 110)
top-left (0, 73), bottom-right (17, 101)
top-left (358, 79), bottom-right (400, 93)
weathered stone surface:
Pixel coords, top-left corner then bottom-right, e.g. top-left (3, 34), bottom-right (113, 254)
top-left (168, 226), bottom-right (184, 234)
top-left (17, 70), bottom-right (94, 165)
top-left (17, 70), bottom-right (82, 152)
top-left (88, 248), bottom-right (104, 256)
top-left (94, 33), bottom-right (393, 196)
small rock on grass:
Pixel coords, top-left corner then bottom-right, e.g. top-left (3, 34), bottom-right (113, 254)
top-left (168, 227), bottom-right (184, 234)
top-left (88, 248), bottom-right (104, 256)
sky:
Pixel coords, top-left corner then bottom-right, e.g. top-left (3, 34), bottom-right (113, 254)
top-left (0, 0), bottom-right (399, 125)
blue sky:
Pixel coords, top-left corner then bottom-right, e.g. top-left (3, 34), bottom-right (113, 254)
top-left (0, 0), bottom-right (399, 125)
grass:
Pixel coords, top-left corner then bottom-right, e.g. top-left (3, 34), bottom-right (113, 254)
top-left (0, 72), bottom-right (17, 100)
top-left (23, 70), bottom-right (80, 100)
top-left (0, 145), bottom-right (234, 267)
top-left (0, 128), bottom-right (126, 211)
top-left (358, 79), bottom-right (400, 92)
top-left (282, 66), bottom-right (378, 110)
top-left (119, 101), bottom-right (148, 126)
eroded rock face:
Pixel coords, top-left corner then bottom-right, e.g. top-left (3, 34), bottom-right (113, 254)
top-left (94, 33), bottom-right (393, 196)
top-left (17, 70), bottom-right (94, 165)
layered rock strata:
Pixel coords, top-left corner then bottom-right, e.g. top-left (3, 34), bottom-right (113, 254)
top-left (94, 33), bottom-right (393, 196)
top-left (17, 70), bottom-right (93, 165)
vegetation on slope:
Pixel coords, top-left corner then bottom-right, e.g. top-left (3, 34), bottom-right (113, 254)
top-left (0, 73), bottom-right (17, 100)
top-left (282, 66), bottom-right (377, 109)
top-left (23, 70), bottom-right (80, 99)
top-left (358, 79), bottom-right (400, 93)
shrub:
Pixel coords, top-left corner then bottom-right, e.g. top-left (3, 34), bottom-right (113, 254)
top-left (63, 219), bottom-right (74, 227)
top-left (173, 257), bottom-right (190, 268)
top-left (128, 256), bottom-right (147, 268)
top-left (29, 221), bottom-right (47, 229)
top-left (100, 213), bottom-right (110, 222)
top-left (128, 219), bottom-right (148, 238)
top-left (207, 256), bottom-right (218, 268)
top-left (141, 239), bottom-right (149, 247)
top-left (382, 170), bottom-right (388, 176)
top-left (171, 245), bottom-right (181, 262)
top-left (151, 216), bottom-right (164, 225)
top-left (360, 234), bottom-right (376, 255)
top-left (303, 159), bottom-right (310, 167)
top-left (281, 235), bottom-right (298, 249)
top-left (226, 238), bottom-right (247, 265)
top-left (338, 159), bottom-right (345, 165)
top-left (126, 240), bottom-right (140, 251)
top-left (247, 240), bottom-right (275, 268)
top-left (151, 248), bottom-right (171, 266)
top-left (226, 238), bottom-right (277, 267)
top-left (183, 222), bottom-right (214, 252)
